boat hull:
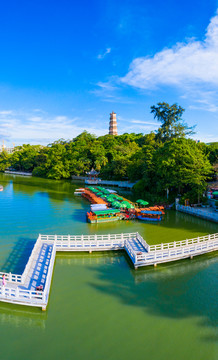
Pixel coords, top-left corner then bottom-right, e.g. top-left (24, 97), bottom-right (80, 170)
top-left (137, 216), bottom-right (162, 222)
top-left (88, 216), bottom-right (120, 223)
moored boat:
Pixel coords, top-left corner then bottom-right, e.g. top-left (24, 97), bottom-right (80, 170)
top-left (87, 209), bottom-right (122, 223)
top-left (137, 210), bottom-right (164, 222)
top-left (74, 188), bottom-right (85, 195)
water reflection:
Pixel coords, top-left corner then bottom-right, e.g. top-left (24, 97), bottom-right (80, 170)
top-left (1, 238), bottom-right (35, 274)
top-left (132, 252), bottom-right (218, 283)
top-left (0, 303), bottom-right (47, 329)
top-left (56, 251), bottom-right (123, 266)
top-left (176, 210), bottom-right (218, 230)
top-left (0, 173), bottom-right (76, 203)
top-left (85, 253), bottom-right (218, 336)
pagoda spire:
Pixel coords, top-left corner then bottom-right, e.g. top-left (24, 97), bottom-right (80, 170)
top-left (109, 111), bottom-right (118, 135)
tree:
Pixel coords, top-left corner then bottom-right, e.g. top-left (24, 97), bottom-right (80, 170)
top-left (154, 138), bottom-right (213, 202)
top-left (206, 142), bottom-right (218, 164)
top-left (0, 151), bottom-right (11, 171)
top-left (151, 102), bottom-right (195, 142)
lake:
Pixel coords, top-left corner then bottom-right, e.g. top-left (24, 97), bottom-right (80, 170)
top-left (0, 173), bottom-right (217, 360)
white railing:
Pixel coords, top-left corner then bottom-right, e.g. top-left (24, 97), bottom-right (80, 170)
top-left (0, 231), bottom-right (217, 309)
top-left (148, 233), bottom-right (218, 252)
top-left (0, 272), bottom-right (22, 283)
top-left (0, 286), bottom-right (44, 303)
top-left (21, 235), bottom-right (42, 283)
top-left (40, 232), bottom-right (137, 242)
top-left (40, 233), bottom-right (138, 250)
top-left (136, 232), bottom-right (150, 251)
top-left (124, 240), bottom-right (137, 263)
top-left (134, 237), bottom-right (218, 265)
top-left (42, 245), bottom-right (57, 304)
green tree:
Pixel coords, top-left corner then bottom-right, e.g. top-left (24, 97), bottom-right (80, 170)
top-left (154, 138), bottom-right (213, 202)
top-left (0, 151), bottom-right (11, 171)
top-left (10, 144), bottom-right (41, 171)
top-left (206, 142), bottom-right (218, 164)
top-left (151, 102), bottom-right (195, 142)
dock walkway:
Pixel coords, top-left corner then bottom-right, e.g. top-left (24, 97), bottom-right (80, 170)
top-left (0, 232), bottom-right (217, 310)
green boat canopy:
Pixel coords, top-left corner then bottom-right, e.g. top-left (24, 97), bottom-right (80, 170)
top-left (120, 203), bottom-right (127, 208)
top-left (91, 188), bottom-right (98, 192)
top-left (106, 197), bottom-right (115, 201)
top-left (136, 199), bottom-right (149, 205)
top-left (92, 209), bottom-right (121, 215)
top-left (212, 191), bottom-right (218, 195)
top-left (112, 202), bottom-right (123, 208)
top-left (125, 203), bottom-right (135, 209)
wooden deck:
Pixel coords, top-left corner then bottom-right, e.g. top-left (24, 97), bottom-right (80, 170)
top-left (0, 232), bottom-right (217, 311)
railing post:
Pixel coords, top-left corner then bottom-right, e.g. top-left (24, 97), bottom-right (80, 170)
top-left (42, 291), bottom-right (46, 303)
top-left (68, 235), bottom-right (70, 248)
top-left (9, 272), bottom-right (12, 282)
top-left (15, 287), bottom-right (19, 298)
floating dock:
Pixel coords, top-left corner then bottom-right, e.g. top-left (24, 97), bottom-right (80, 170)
top-left (0, 232), bottom-right (217, 310)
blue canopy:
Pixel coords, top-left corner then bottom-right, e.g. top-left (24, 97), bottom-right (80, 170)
top-left (141, 210), bottom-right (162, 215)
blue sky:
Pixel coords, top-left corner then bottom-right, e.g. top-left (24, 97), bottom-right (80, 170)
top-left (0, 0), bottom-right (218, 145)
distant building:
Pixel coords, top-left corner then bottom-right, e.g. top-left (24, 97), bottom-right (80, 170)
top-left (0, 145), bottom-right (14, 154)
top-left (109, 111), bottom-right (118, 135)
top-left (85, 168), bottom-right (100, 185)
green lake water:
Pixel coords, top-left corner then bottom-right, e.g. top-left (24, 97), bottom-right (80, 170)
top-left (0, 173), bottom-right (217, 360)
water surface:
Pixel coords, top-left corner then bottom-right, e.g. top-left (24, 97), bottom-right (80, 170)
top-left (0, 174), bottom-right (217, 360)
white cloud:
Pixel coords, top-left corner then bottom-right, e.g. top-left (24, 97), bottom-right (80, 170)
top-left (0, 110), bottom-right (107, 146)
top-left (121, 11), bottom-right (218, 89)
top-left (130, 120), bottom-right (158, 126)
top-left (97, 48), bottom-right (111, 60)
top-left (92, 80), bottom-right (135, 104)
top-left (0, 110), bottom-right (14, 116)
top-left (194, 132), bottom-right (218, 143)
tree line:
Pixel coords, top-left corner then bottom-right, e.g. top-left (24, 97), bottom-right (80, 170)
top-left (0, 103), bottom-right (217, 203)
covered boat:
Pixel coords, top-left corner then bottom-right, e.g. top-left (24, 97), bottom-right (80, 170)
top-left (137, 210), bottom-right (164, 222)
top-left (74, 188), bottom-right (85, 195)
top-left (87, 209), bottom-right (122, 223)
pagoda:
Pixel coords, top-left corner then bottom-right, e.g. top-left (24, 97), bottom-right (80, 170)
top-left (85, 168), bottom-right (100, 184)
top-left (109, 111), bottom-right (118, 135)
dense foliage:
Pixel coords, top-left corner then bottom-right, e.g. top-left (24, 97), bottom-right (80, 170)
top-left (0, 103), bottom-right (217, 203)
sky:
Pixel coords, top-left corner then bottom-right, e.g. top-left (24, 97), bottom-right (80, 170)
top-left (0, 0), bottom-right (218, 146)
